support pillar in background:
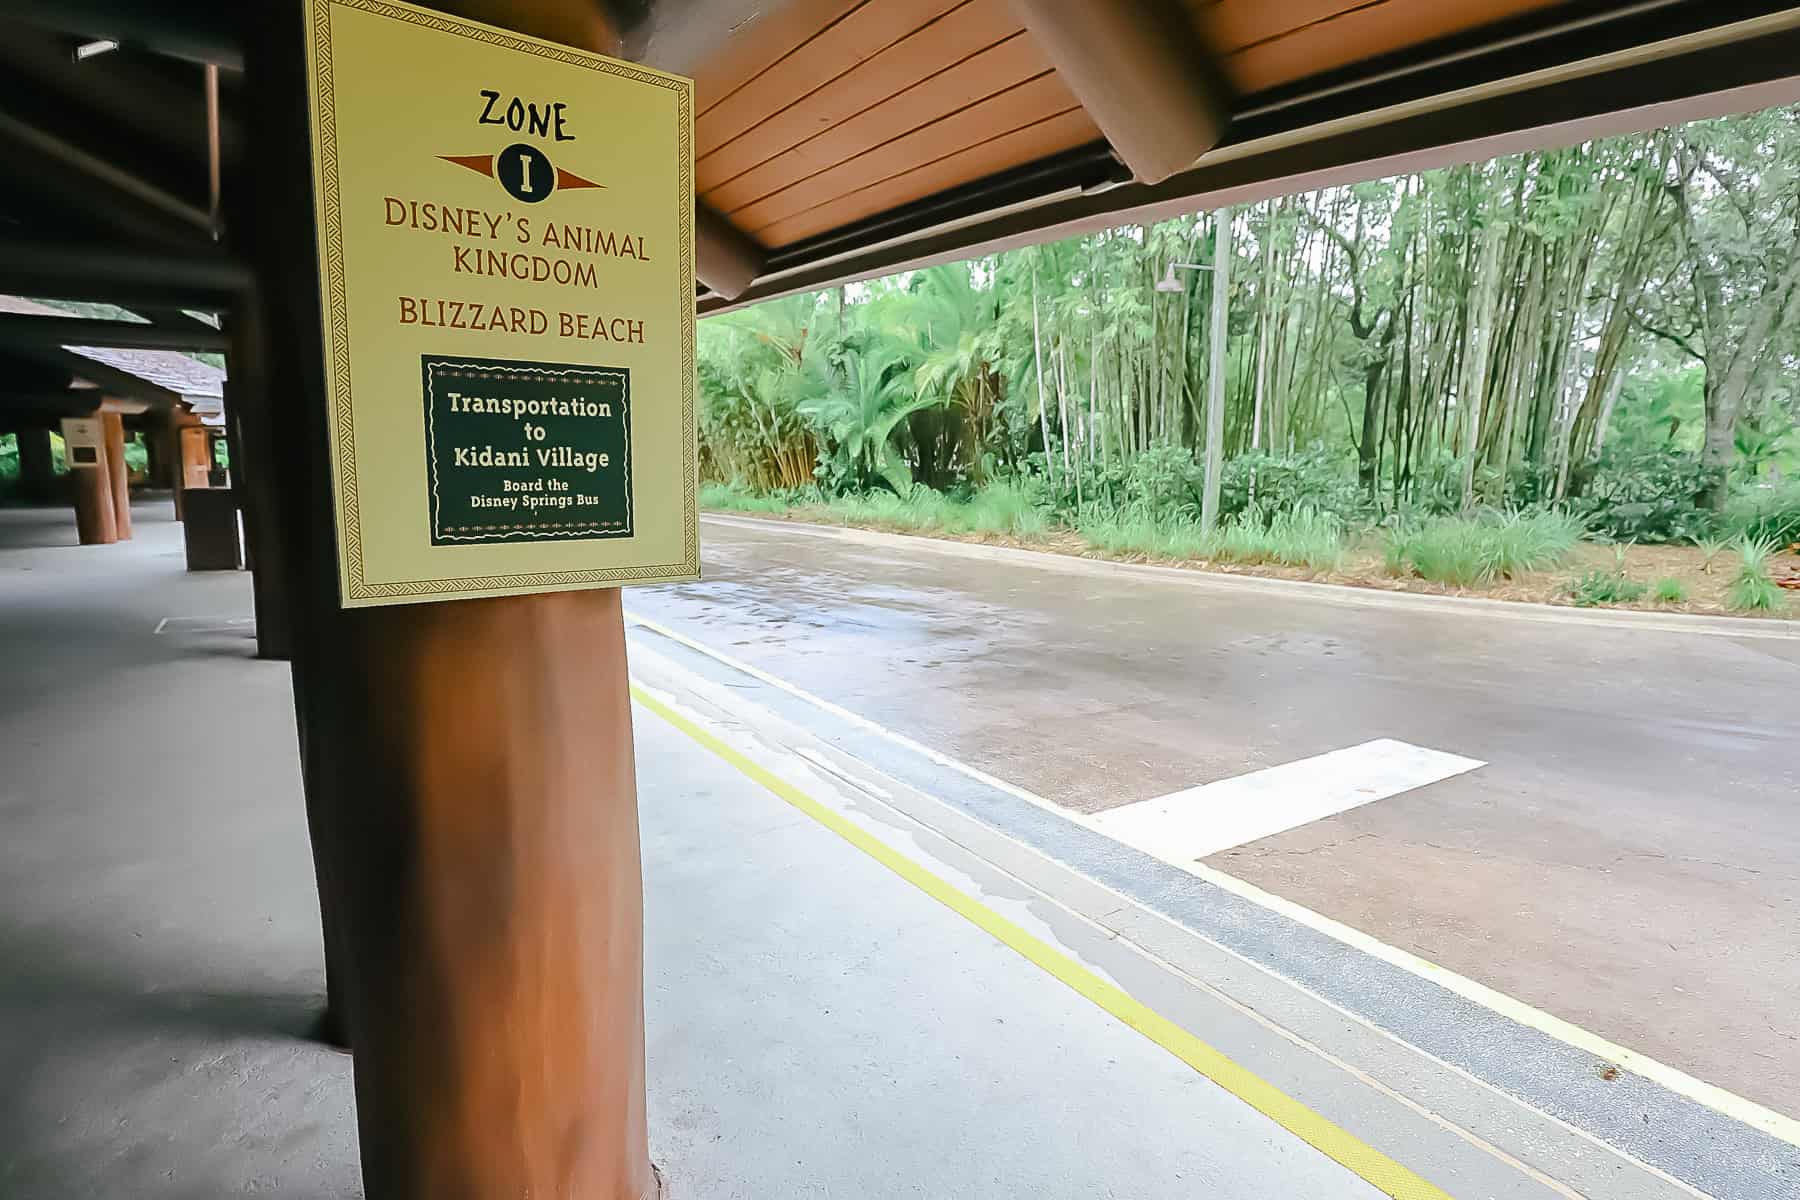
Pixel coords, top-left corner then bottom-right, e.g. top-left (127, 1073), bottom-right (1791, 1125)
top-left (15, 426), bottom-right (54, 501)
top-left (246, 5), bottom-right (655, 1195)
top-left (163, 416), bottom-right (191, 518)
top-left (179, 423), bottom-right (213, 494)
top-left (101, 411), bottom-right (132, 540)
top-left (69, 433), bottom-right (117, 546)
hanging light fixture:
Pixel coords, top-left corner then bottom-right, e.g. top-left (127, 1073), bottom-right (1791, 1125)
top-left (1155, 262), bottom-right (1210, 293)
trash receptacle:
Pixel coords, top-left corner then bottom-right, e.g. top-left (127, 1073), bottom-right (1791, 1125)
top-left (181, 487), bottom-right (242, 571)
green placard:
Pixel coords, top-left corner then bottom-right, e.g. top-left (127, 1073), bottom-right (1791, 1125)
top-left (423, 355), bottom-right (631, 546)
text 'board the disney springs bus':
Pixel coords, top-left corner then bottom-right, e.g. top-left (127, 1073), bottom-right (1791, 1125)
top-left (304, 0), bottom-right (696, 606)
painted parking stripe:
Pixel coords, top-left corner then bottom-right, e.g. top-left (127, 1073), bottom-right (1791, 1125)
top-left (1089, 739), bottom-right (1485, 862)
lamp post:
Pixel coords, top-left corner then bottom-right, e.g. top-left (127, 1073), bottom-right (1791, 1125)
top-left (1155, 206), bottom-right (1232, 532)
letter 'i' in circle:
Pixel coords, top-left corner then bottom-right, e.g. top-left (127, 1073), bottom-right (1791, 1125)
top-left (497, 143), bottom-right (555, 203)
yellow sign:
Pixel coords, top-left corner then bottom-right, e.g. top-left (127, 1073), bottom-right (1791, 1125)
top-left (304, 0), bottom-right (696, 607)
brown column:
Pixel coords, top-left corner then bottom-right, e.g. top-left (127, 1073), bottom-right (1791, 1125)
top-left (101, 411), bottom-right (133, 540)
top-left (179, 424), bottom-right (213, 492)
top-left (16, 425), bottom-right (55, 501)
top-left (163, 416), bottom-right (189, 518)
top-left (70, 433), bottom-right (118, 546)
top-left (245, 6), bottom-right (654, 1197)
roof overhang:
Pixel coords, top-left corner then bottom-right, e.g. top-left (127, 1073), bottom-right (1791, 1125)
top-left (2, 1), bottom-right (1798, 319)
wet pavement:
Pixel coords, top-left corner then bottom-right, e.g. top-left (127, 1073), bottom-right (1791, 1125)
top-left (632, 514), bottom-right (1800, 1119)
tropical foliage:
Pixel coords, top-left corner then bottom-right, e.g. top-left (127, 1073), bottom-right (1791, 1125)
top-left (701, 105), bottom-right (1800, 561)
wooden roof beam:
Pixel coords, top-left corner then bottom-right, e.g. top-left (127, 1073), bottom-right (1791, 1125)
top-left (695, 204), bottom-right (765, 301)
top-left (0, 389), bottom-right (105, 419)
top-left (1008, 0), bottom-right (1230, 184)
top-left (0, 312), bottom-right (230, 353)
top-left (0, 235), bottom-right (251, 310)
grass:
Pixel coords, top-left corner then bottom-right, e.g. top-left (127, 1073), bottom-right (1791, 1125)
top-left (829, 483), bottom-right (1051, 538)
top-left (1078, 504), bottom-right (1343, 571)
top-left (1385, 511), bottom-right (1581, 587)
top-left (1728, 534), bottom-right (1786, 613)
top-left (702, 480), bottom-right (1786, 618)
top-left (1651, 577), bottom-right (1688, 604)
top-left (1570, 549), bottom-right (1647, 607)
top-left (1077, 513), bottom-right (1214, 560)
top-left (704, 480), bottom-right (1053, 540)
top-left (700, 481), bottom-right (804, 515)
top-left (1212, 505), bottom-right (1344, 570)
top-left (961, 482), bottom-right (1051, 537)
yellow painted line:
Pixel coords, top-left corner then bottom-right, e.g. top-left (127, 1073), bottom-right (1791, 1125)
top-left (632, 684), bottom-right (1455, 1200)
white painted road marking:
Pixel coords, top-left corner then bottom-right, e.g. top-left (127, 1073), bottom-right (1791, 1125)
top-left (1089, 739), bottom-right (1485, 861)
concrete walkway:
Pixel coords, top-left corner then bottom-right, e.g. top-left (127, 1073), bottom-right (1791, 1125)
top-left (0, 503), bottom-right (1761, 1197)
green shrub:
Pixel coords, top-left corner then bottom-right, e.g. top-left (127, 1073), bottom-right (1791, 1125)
top-left (1651, 577), bottom-right (1688, 604)
top-left (1220, 446), bottom-right (1369, 527)
top-left (1570, 550), bottom-right (1647, 607)
top-left (1573, 448), bottom-right (1719, 544)
top-left (1119, 443), bottom-right (1208, 522)
top-left (1386, 511), bottom-right (1582, 586)
top-left (1728, 535), bottom-right (1786, 613)
top-left (1694, 532), bottom-right (1732, 575)
top-left (1723, 481), bottom-right (1800, 548)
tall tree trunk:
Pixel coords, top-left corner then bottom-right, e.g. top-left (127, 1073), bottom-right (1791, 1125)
top-left (1031, 267), bottom-right (1056, 486)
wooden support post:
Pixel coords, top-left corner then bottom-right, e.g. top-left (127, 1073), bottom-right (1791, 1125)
top-left (69, 429), bottom-right (118, 546)
top-left (162, 418), bottom-right (187, 518)
top-left (245, 6), bottom-right (655, 1195)
top-left (224, 305), bottom-right (295, 660)
top-left (1007, 0), bottom-right (1230, 184)
top-left (179, 423), bottom-right (213, 493)
top-left (15, 425), bottom-right (54, 501)
top-left (101, 410), bottom-right (133, 540)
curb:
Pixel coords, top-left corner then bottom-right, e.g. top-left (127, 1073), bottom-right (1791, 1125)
top-left (699, 511), bottom-right (1800, 641)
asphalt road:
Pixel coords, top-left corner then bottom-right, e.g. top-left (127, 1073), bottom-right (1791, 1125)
top-left (633, 514), bottom-right (1800, 1119)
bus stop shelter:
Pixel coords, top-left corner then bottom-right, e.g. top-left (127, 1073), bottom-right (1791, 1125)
top-left (3, 2), bottom-right (1800, 1196)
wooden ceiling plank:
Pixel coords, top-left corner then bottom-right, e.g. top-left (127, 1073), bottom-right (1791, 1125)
top-left (693, 0), bottom-right (868, 114)
top-left (1216, 0), bottom-right (1572, 93)
top-left (723, 71), bottom-right (1081, 231)
top-left (1008, 0), bottom-right (1231, 183)
top-left (696, 0), bottom-right (966, 157)
top-left (702, 33), bottom-right (1048, 213)
top-left (1190, 0), bottom-right (1383, 54)
top-left (698, 0), bottom-right (1027, 191)
top-left (750, 106), bottom-right (1099, 246)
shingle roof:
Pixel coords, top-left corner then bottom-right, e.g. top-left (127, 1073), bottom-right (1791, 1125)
top-left (0, 294), bottom-right (227, 422)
